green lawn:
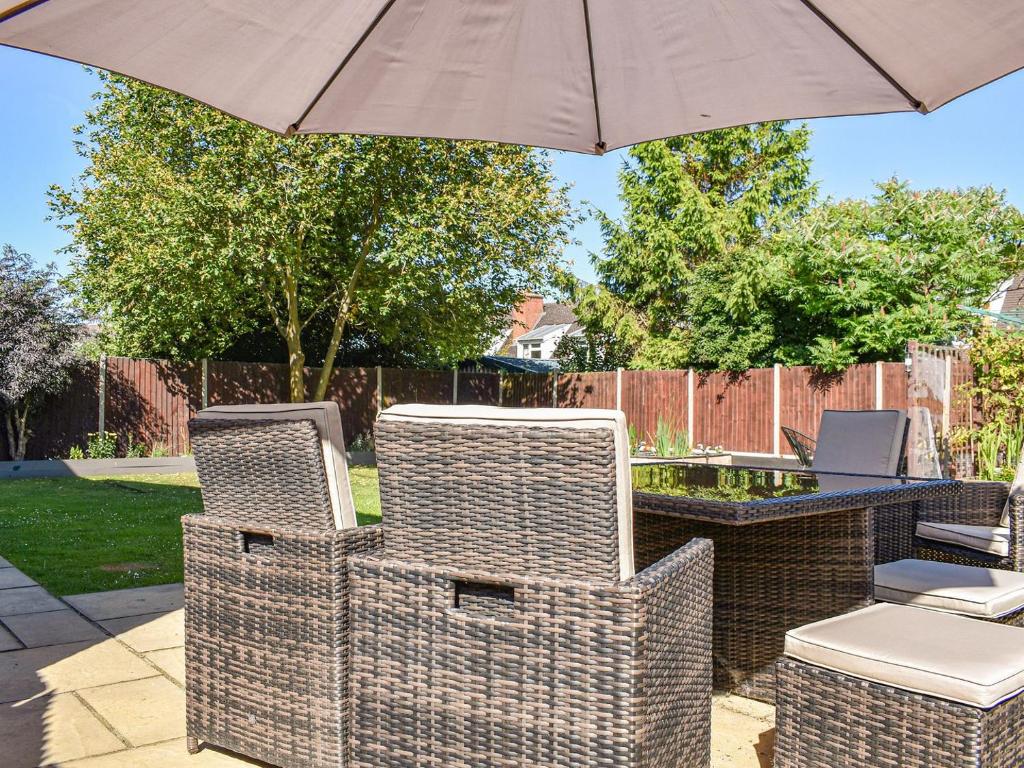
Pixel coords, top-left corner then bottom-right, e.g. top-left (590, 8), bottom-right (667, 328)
top-left (0, 468), bottom-right (381, 597)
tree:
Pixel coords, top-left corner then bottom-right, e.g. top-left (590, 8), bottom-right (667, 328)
top-left (772, 180), bottom-right (1024, 369)
top-left (0, 246), bottom-right (82, 460)
top-left (53, 74), bottom-right (573, 402)
top-left (573, 122), bottom-right (815, 370)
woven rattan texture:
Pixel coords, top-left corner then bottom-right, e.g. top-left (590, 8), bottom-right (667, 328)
top-left (184, 516), bottom-right (382, 768)
top-left (634, 508), bottom-right (873, 701)
top-left (348, 537), bottom-right (713, 768)
top-left (376, 420), bottom-right (623, 581)
top-left (189, 418), bottom-right (335, 529)
top-left (775, 659), bottom-right (1024, 768)
top-left (915, 484), bottom-right (1024, 572)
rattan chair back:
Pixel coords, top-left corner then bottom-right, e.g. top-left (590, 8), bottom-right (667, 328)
top-left (375, 404), bottom-right (635, 581)
top-left (189, 417), bottom-right (336, 530)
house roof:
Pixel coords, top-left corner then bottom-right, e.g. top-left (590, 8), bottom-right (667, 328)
top-left (517, 323), bottom-right (571, 342)
top-left (537, 302), bottom-right (578, 327)
top-left (478, 355), bottom-right (560, 373)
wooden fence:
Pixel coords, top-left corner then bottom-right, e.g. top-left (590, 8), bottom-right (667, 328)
top-left (2, 356), bottom-right (925, 461)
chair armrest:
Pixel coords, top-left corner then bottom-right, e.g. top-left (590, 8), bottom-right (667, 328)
top-left (916, 481), bottom-right (1009, 527)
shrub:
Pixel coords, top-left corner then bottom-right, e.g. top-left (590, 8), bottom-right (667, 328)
top-left (347, 433), bottom-right (375, 453)
top-left (68, 446), bottom-right (85, 460)
top-left (86, 431), bottom-right (118, 459)
top-left (125, 440), bottom-right (148, 458)
top-left (150, 441), bottom-right (170, 458)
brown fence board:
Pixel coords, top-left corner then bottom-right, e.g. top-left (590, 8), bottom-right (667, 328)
top-left (457, 372), bottom-right (500, 406)
top-left (557, 372), bottom-right (616, 409)
top-left (620, 370), bottom-right (688, 445)
top-left (693, 369), bottom-right (774, 454)
top-left (382, 368), bottom-right (452, 408)
top-left (501, 373), bottom-right (554, 408)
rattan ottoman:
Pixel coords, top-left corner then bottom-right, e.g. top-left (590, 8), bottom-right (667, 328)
top-left (775, 603), bottom-right (1024, 768)
top-left (184, 405), bottom-right (382, 768)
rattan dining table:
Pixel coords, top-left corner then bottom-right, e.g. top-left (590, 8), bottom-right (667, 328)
top-left (631, 463), bottom-right (961, 702)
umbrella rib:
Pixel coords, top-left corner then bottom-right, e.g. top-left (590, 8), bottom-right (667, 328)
top-left (796, 0), bottom-right (926, 113)
top-left (581, 0), bottom-right (606, 154)
top-left (288, 0), bottom-right (402, 135)
top-left (0, 0), bottom-right (51, 24)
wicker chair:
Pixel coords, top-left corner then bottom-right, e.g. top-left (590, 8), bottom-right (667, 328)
top-left (183, 402), bottom-right (381, 768)
top-left (914, 477), bottom-right (1024, 572)
top-left (349, 404), bottom-right (714, 768)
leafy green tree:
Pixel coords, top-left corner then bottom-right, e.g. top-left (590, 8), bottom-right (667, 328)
top-left (53, 74), bottom-right (572, 401)
top-left (773, 180), bottom-right (1024, 369)
top-left (573, 122), bottom-right (815, 370)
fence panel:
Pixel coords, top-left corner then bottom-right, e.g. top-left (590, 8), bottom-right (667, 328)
top-left (693, 369), bottom-right (774, 454)
top-left (1, 363), bottom-right (100, 460)
top-left (502, 373), bottom-right (554, 407)
top-left (779, 363), bottom-right (876, 452)
top-left (208, 360), bottom-right (289, 405)
top-left (382, 368), bottom-right (452, 408)
top-left (319, 367), bottom-right (378, 443)
top-left (556, 372), bottom-right (617, 409)
top-left (106, 357), bottom-right (202, 455)
top-left (620, 370), bottom-right (688, 445)
top-left (458, 372), bottom-right (500, 406)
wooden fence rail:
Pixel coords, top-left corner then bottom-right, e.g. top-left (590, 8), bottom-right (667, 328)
top-left (2, 356), bottom-right (933, 462)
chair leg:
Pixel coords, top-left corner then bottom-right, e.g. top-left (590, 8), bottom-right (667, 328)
top-left (186, 736), bottom-right (201, 754)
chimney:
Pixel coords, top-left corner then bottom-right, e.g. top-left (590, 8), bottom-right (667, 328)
top-left (508, 293), bottom-right (545, 345)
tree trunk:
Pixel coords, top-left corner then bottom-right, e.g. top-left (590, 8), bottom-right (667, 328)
top-left (3, 410), bottom-right (16, 460)
top-left (14, 401), bottom-right (30, 461)
top-left (283, 270), bottom-right (306, 403)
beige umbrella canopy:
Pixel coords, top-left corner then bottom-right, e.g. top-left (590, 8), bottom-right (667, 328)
top-left (2, 0), bottom-right (1023, 154)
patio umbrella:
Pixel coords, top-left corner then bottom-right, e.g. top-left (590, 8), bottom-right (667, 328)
top-left (1, 0), bottom-right (1022, 154)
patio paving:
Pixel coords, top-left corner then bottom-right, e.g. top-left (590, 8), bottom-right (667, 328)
top-left (0, 561), bottom-right (776, 767)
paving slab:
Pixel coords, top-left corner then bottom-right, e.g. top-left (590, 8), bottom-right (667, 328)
top-left (63, 738), bottom-right (266, 767)
top-left (0, 639), bottom-right (158, 704)
top-left (0, 585), bottom-right (66, 616)
top-left (1, 692), bottom-right (125, 768)
top-left (77, 676), bottom-right (187, 747)
top-left (0, 568), bottom-right (37, 590)
top-left (0, 555), bottom-right (12, 568)
top-left (99, 609), bottom-right (184, 653)
top-left (0, 623), bottom-right (23, 652)
top-left (65, 584), bottom-right (184, 621)
top-left (145, 647), bottom-right (185, 685)
top-left (3, 609), bottom-right (107, 648)
top-left (712, 698), bottom-right (775, 768)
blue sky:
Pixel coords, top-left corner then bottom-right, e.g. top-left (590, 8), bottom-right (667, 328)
top-left (2, 45), bottom-right (1022, 284)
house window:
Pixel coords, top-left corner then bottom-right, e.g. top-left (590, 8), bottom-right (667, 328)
top-left (521, 342), bottom-right (543, 359)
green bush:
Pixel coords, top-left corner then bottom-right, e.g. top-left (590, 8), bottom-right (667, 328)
top-left (150, 441), bottom-right (170, 458)
top-left (654, 416), bottom-right (690, 457)
top-left (125, 440), bottom-right (148, 459)
top-left (86, 432), bottom-right (118, 459)
top-left (68, 446), bottom-right (85, 460)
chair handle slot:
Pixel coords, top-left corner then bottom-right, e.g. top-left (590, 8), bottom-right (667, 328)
top-left (452, 580), bottom-right (517, 620)
top-left (241, 530), bottom-right (275, 554)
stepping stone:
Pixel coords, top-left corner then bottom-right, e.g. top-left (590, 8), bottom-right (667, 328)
top-left (145, 647), bottom-right (185, 685)
top-left (0, 569), bottom-right (36, 590)
top-left (0, 692), bottom-right (125, 768)
top-left (63, 738), bottom-right (255, 766)
top-left (0, 586), bottom-right (65, 617)
top-left (0, 640), bottom-right (158, 704)
top-left (65, 584), bottom-right (183, 621)
top-left (0, 624), bottom-right (23, 652)
top-left (99, 610), bottom-right (183, 653)
top-left (3, 609), bottom-right (106, 648)
top-left (77, 676), bottom-right (186, 747)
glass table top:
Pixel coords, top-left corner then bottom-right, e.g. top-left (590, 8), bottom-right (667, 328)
top-left (631, 462), bottom-right (926, 504)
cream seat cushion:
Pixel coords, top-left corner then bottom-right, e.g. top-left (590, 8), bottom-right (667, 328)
top-left (378, 404), bottom-right (634, 581)
top-left (875, 559), bottom-right (1024, 618)
top-left (785, 603), bottom-right (1024, 709)
top-left (916, 521), bottom-right (1010, 557)
top-left (196, 402), bottom-right (356, 529)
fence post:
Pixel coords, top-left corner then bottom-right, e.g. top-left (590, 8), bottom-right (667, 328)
top-left (942, 354), bottom-right (953, 439)
top-left (615, 367), bottom-right (623, 411)
top-left (376, 366), bottom-right (384, 415)
top-left (201, 358), bottom-right (209, 409)
top-left (875, 361), bottom-right (884, 409)
top-left (452, 368), bottom-right (458, 405)
top-left (98, 354), bottom-right (107, 436)
top-left (687, 368), bottom-right (695, 446)
top-left (773, 363), bottom-right (782, 457)
top-left (551, 373), bottom-right (558, 408)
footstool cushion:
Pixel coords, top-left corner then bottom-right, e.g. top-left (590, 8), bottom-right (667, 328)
top-left (784, 603), bottom-right (1024, 708)
top-left (875, 559), bottom-right (1024, 620)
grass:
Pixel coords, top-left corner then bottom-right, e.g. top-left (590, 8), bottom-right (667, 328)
top-left (0, 468), bottom-right (381, 597)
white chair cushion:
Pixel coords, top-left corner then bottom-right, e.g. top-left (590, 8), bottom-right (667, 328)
top-left (1001, 451), bottom-right (1024, 527)
top-left (785, 603), bottom-right (1024, 708)
top-left (875, 559), bottom-right (1024, 618)
top-left (378, 404), bottom-right (635, 580)
top-left (196, 402), bottom-right (356, 529)
top-left (916, 521), bottom-right (1010, 557)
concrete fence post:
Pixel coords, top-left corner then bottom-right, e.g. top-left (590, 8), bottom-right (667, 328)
top-left (201, 358), bottom-right (209, 409)
top-left (773, 363), bottom-right (782, 457)
top-left (452, 368), bottom-right (459, 405)
top-left (98, 354), bottom-right (108, 436)
top-left (875, 361), bottom-right (884, 409)
top-left (615, 367), bottom-right (623, 411)
top-left (497, 371), bottom-right (504, 406)
top-left (551, 373), bottom-right (558, 408)
top-left (687, 368), bottom-right (695, 446)
top-left (376, 366), bottom-right (384, 416)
